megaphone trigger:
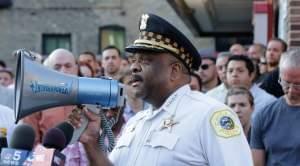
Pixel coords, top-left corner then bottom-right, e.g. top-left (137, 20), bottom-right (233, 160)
top-left (68, 104), bottom-right (103, 145)
top-left (69, 111), bottom-right (89, 145)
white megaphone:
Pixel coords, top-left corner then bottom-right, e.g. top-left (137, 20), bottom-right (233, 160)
top-left (14, 49), bottom-right (125, 123)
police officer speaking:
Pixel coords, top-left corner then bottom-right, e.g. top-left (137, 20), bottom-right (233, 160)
top-left (69, 13), bottom-right (253, 166)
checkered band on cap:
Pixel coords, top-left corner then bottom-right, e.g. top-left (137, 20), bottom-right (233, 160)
top-left (133, 31), bottom-right (193, 69)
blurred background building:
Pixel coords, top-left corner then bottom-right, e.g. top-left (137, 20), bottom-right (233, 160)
top-left (0, 0), bottom-right (297, 66)
top-left (0, 0), bottom-right (211, 66)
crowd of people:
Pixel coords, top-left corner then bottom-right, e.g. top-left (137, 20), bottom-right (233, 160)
top-left (0, 13), bottom-right (300, 166)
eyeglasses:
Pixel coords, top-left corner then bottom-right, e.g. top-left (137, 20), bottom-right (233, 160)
top-left (200, 64), bottom-right (213, 70)
top-left (278, 78), bottom-right (300, 90)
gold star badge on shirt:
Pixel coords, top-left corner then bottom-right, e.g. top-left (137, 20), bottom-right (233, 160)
top-left (160, 117), bottom-right (179, 131)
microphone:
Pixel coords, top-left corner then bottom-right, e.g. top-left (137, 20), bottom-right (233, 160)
top-left (55, 122), bottom-right (74, 146)
top-left (29, 127), bottom-right (66, 166)
top-left (0, 124), bottom-right (35, 166)
top-left (42, 128), bottom-right (67, 151)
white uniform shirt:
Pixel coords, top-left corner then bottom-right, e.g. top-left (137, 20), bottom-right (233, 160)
top-left (109, 85), bottom-right (253, 166)
top-left (206, 83), bottom-right (228, 103)
top-left (0, 105), bottom-right (15, 143)
top-left (0, 86), bottom-right (14, 109)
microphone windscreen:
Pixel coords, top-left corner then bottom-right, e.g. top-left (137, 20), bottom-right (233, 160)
top-left (9, 124), bottom-right (35, 150)
top-left (42, 128), bottom-right (66, 151)
top-left (55, 122), bottom-right (74, 145)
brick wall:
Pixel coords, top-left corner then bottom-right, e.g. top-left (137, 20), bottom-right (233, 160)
top-left (0, 0), bottom-right (213, 68)
top-left (289, 0), bottom-right (300, 48)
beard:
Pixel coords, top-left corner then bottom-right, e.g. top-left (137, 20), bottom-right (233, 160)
top-left (268, 61), bottom-right (279, 67)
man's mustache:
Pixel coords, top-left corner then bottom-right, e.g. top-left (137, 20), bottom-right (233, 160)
top-left (128, 75), bottom-right (143, 85)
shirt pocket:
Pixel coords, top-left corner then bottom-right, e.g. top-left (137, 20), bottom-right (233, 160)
top-left (145, 131), bottom-right (179, 150)
top-left (144, 131), bottom-right (179, 165)
top-left (115, 132), bottom-right (135, 149)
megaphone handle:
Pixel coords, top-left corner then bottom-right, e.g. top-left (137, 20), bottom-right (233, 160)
top-left (69, 113), bottom-right (88, 145)
top-left (69, 105), bottom-right (101, 145)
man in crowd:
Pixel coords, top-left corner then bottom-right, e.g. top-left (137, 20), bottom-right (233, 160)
top-left (247, 43), bottom-right (266, 63)
top-left (206, 52), bottom-right (232, 102)
top-left (260, 38), bottom-right (287, 97)
top-left (197, 56), bottom-right (219, 93)
top-left (101, 45), bottom-right (122, 79)
top-left (251, 48), bottom-right (300, 165)
top-left (0, 68), bottom-right (14, 87)
top-left (70, 13), bottom-right (252, 166)
top-left (229, 43), bottom-right (246, 55)
top-left (265, 38), bottom-right (287, 72)
top-left (226, 55), bottom-right (276, 120)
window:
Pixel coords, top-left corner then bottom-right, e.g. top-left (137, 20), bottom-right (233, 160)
top-left (99, 26), bottom-right (125, 54)
top-left (95, 0), bottom-right (121, 7)
top-left (215, 36), bottom-right (253, 52)
top-left (0, 0), bottom-right (12, 8)
top-left (42, 34), bottom-right (71, 55)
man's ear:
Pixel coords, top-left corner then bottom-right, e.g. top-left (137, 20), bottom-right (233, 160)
top-left (169, 62), bottom-right (182, 82)
top-left (249, 71), bottom-right (255, 82)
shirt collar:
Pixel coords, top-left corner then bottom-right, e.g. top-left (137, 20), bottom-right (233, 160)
top-left (123, 103), bottom-right (134, 114)
top-left (149, 84), bottom-right (191, 117)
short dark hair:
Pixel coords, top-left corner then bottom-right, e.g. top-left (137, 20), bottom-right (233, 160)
top-left (202, 56), bottom-right (216, 64)
top-left (269, 38), bottom-right (287, 52)
top-left (102, 45), bottom-right (121, 57)
top-left (190, 71), bottom-right (202, 90)
top-left (0, 60), bottom-right (6, 68)
top-left (225, 87), bottom-right (254, 107)
top-left (79, 51), bottom-right (96, 60)
top-left (78, 62), bottom-right (95, 77)
top-left (0, 69), bottom-right (14, 79)
top-left (227, 55), bottom-right (255, 75)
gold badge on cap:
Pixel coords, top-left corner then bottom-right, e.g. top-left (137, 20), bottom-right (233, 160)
top-left (140, 14), bottom-right (149, 30)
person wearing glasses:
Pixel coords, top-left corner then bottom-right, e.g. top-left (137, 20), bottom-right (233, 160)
top-left (251, 48), bottom-right (300, 166)
top-left (206, 52), bottom-right (232, 103)
top-left (197, 56), bottom-right (219, 93)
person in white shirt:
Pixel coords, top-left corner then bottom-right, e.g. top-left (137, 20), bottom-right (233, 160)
top-left (0, 85), bottom-right (13, 109)
top-left (0, 104), bottom-right (15, 143)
